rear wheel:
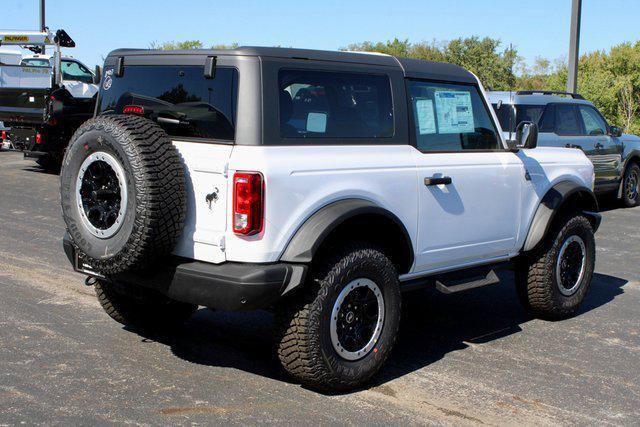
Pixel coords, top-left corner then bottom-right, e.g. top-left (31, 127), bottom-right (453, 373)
top-left (275, 243), bottom-right (401, 391)
top-left (622, 162), bottom-right (640, 207)
top-left (516, 214), bottom-right (595, 319)
top-left (93, 278), bottom-right (197, 328)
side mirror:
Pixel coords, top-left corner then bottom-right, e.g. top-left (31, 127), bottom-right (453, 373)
top-left (515, 121), bottom-right (538, 149)
top-left (610, 125), bottom-right (623, 137)
top-left (93, 65), bottom-right (102, 85)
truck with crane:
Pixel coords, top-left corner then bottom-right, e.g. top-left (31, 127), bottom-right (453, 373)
top-left (0, 29), bottom-right (99, 169)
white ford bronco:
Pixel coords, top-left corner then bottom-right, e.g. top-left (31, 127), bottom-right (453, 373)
top-left (60, 47), bottom-right (601, 391)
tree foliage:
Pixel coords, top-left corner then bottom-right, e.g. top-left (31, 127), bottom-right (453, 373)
top-left (149, 40), bottom-right (238, 50)
top-left (346, 37), bottom-right (517, 90)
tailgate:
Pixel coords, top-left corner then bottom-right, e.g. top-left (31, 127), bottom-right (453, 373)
top-left (171, 140), bottom-right (233, 264)
top-left (0, 65), bottom-right (51, 124)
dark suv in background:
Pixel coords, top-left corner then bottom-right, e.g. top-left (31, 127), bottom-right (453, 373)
top-left (489, 91), bottom-right (640, 206)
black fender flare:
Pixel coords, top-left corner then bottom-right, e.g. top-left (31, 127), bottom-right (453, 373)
top-left (523, 181), bottom-right (600, 252)
top-left (280, 199), bottom-right (414, 269)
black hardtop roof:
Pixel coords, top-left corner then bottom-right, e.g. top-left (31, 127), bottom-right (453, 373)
top-left (107, 46), bottom-right (477, 84)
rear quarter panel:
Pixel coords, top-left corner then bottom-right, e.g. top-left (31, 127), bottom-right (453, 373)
top-left (225, 144), bottom-right (418, 264)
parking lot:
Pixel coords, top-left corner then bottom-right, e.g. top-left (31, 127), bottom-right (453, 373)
top-left (0, 150), bottom-right (638, 425)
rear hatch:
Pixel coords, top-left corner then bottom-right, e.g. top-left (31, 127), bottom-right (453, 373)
top-left (97, 61), bottom-right (239, 264)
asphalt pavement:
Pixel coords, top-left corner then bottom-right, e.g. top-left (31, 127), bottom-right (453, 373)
top-left (1, 151), bottom-right (638, 425)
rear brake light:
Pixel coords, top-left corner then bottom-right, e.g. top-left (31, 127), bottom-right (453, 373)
top-left (123, 105), bottom-right (144, 115)
top-left (233, 172), bottom-right (264, 235)
top-left (1, 131), bottom-right (6, 141)
top-left (35, 133), bottom-right (42, 144)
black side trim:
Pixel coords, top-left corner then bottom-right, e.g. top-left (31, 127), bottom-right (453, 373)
top-left (523, 181), bottom-right (599, 252)
top-left (279, 199), bottom-right (414, 270)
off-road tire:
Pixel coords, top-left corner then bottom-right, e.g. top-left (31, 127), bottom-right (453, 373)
top-left (621, 162), bottom-right (640, 207)
top-left (92, 278), bottom-right (197, 327)
top-left (275, 243), bottom-right (401, 392)
top-left (516, 214), bottom-right (595, 319)
top-left (60, 115), bottom-right (186, 275)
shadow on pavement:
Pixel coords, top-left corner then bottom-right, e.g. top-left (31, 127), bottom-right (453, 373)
top-left (21, 165), bottom-right (61, 175)
top-left (125, 271), bottom-right (628, 393)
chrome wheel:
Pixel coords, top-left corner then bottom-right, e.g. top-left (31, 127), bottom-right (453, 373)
top-left (555, 235), bottom-right (587, 296)
top-left (625, 168), bottom-right (639, 203)
top-left (76, 152), bottom-right (128, 239)
top-left (330, 278), bottom-right (385, 361)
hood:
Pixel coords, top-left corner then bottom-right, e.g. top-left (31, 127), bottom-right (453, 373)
top-left (620, 133), bottom-right (640, 146)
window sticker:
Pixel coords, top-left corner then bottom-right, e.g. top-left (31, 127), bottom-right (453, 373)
top-left (415, 98), bottom-right (436, 135)
top-left (306, 112), bottom-right (327, 133)
top-left (434, 91), bottom-right (475, 134)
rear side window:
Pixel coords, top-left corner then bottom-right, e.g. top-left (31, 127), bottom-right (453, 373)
top-left (554, 104), bottom-right (581, 135)
top-left (538, 104), bottom-right (555, 132)
top-left (278, 69), bottom-right (393, 138)
top-left (407, 80), bottom-right (499, 151)
top-left (98, 65), bottom-right (238, 141)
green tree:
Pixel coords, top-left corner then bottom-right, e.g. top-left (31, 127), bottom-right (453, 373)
top-left (345, 37), bottom-right (516, 90)
top-left (150, 40), bottom-right (239, 50)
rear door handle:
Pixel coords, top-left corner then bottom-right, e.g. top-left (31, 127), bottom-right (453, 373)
top-left (424, 176), bottom-right (452, 186)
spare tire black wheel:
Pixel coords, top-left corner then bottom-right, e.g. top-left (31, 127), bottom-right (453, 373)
top-left (60, 115), bottom-right (186, 275)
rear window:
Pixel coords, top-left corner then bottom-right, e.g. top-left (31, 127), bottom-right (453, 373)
top-left (278, 69), bottom-right (393, 139)
top-left (98, 65), bottom-right (238, 141)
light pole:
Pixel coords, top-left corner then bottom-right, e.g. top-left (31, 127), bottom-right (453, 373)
top-left (566, 0), bottom-right (582, 94)
top-left (39, 0), bottom-right (46, 54)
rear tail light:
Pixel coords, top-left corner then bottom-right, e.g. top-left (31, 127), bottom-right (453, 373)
top-left (35, 133), bottom-right (42, 144)
top-left (233, 172), bottom-right (264, 235)
top-left (123, 105), bottom-right (145, 115)
top-left (1, 131), bottom-right (6, 141)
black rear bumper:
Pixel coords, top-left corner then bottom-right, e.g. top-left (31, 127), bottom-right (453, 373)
top-left (63, 234), bottom-right (307, 311)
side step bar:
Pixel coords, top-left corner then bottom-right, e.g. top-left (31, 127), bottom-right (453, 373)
top-left (401, 261), bottom-right (510, 294)
top-left (435, 269), bottom-right (499, 294)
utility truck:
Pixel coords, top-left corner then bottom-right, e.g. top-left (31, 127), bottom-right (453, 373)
top-left (0, 29), bottom-right (99, 169)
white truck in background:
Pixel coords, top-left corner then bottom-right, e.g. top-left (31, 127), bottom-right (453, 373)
top-left (0, 48), bottom-right (21, 148)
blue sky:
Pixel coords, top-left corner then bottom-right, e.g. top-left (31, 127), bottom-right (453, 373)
top-left (3, 0), bottom-right (639, 69)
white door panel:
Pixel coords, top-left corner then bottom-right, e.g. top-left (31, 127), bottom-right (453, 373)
top-left (171, 140), bottom-right (232, 264)
top-left (412, 151), bottom-right (523, 271)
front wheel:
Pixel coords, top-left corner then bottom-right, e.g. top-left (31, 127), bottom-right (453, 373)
top-left (622, 163), bottom-right (640, 207)
top-left (516, 214), bottom-right (595, 319)
top-left (275, 243), bottom-right (401, 392)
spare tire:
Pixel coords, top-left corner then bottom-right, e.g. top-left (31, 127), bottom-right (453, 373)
top-left (60, 115), bottom-right (186, 275)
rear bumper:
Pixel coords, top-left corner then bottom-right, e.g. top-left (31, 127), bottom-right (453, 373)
top-left (63, 234), bottom-right (307, 311)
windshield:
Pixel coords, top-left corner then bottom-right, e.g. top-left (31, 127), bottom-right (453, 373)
top-left (491, 103), bottom-right (546, 133)
top-left (21, 58), bottom-right (51, 67)
top-left (61, 60), bottom-right (94, 84)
